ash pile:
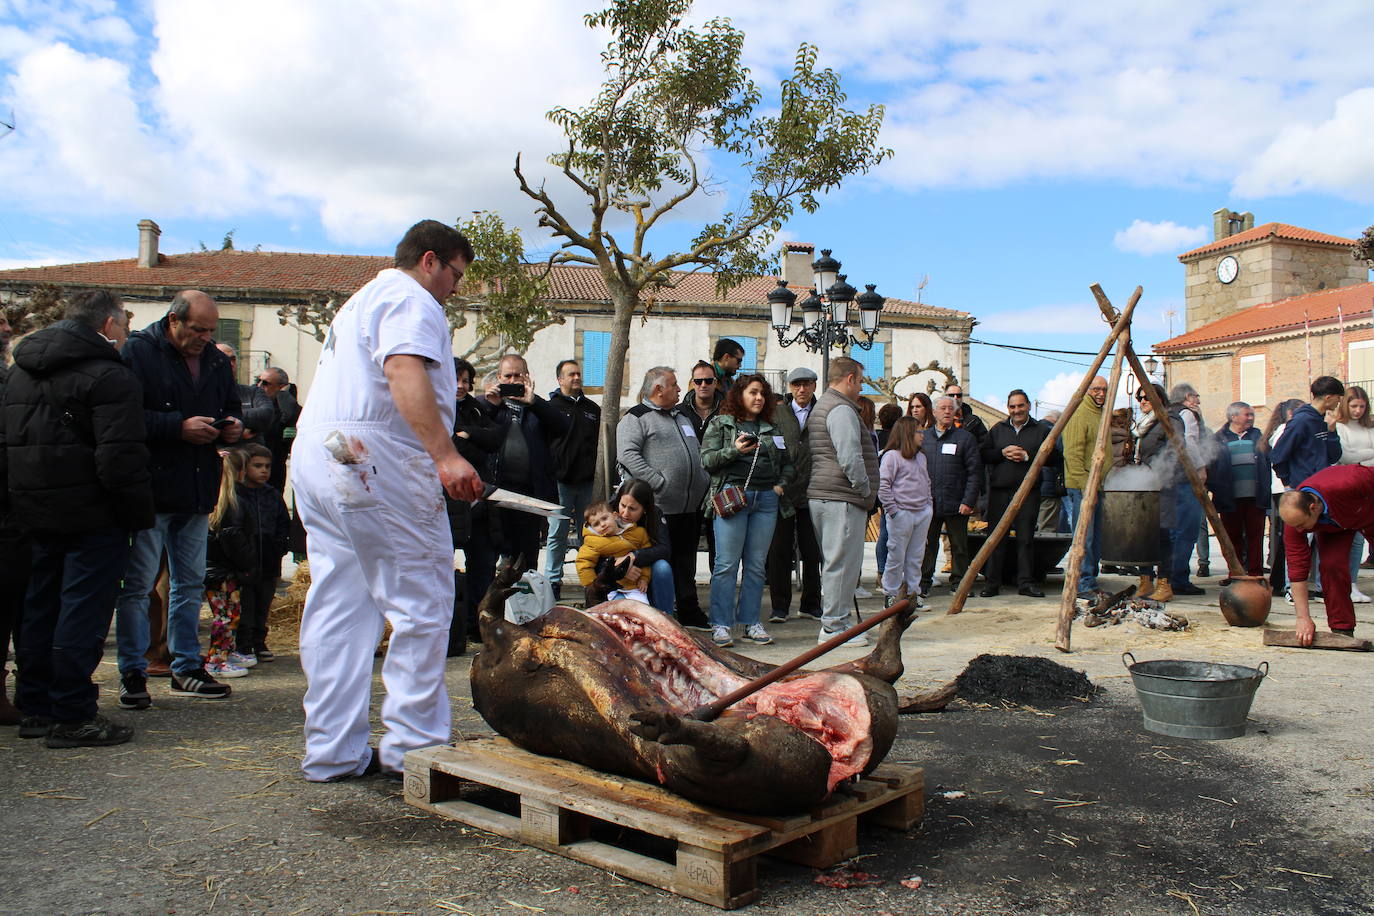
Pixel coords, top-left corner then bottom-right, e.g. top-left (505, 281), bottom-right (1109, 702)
top-left (1075, 584), bottom-right (1189, 632)
top-left (955, 654), bottom-right (1097, 707)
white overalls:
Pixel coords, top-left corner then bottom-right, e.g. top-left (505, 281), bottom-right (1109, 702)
top-left (292, 269), bottom-right (457, 780)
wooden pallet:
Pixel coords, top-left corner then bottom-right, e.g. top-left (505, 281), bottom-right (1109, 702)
top-left (404, 738), bottom-right (923, 909)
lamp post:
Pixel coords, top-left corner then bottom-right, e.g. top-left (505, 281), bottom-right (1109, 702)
top-left (768, 249), bottom-right (885, 385)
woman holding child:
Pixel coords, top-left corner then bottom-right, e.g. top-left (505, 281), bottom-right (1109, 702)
top-left (700, 374), bottom-right (794, 648)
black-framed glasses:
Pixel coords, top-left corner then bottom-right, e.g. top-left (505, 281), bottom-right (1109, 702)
top-left (438, 256), bottom-right (464, 279)
top-left (692, 377), bottom-right (715, 385)
top-left (948, 392), bottom-right (964, 398)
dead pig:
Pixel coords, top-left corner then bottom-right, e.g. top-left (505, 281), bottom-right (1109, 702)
top-left (470, 565), bottom-right (915, 814)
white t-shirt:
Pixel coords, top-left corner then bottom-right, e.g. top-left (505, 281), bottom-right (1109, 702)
top-left (297, 268), bottom-right (456, 446)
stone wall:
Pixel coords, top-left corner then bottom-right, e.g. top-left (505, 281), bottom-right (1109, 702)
top-left (1184, 239), bottom-right (1368, 330)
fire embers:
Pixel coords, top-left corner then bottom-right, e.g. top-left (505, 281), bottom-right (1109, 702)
top-left (1076, 594), bottom-right (1189, 631)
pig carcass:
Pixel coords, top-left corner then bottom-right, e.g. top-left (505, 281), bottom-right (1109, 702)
top-left (470, 570), bottom-right (915, 814)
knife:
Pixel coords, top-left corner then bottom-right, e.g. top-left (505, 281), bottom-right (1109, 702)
top-left (480, 484), bottom-right (568, 519)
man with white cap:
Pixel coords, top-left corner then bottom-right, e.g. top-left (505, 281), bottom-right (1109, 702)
top-left (292, 219), bottom-right (484, 782)
top-left (767, 366), bottom-right (822, 622)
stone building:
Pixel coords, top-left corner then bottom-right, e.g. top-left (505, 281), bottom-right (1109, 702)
top-left (0, 222), bottom-right (976, 404)
top-left (1157, 210), bottom-right (1372, 427)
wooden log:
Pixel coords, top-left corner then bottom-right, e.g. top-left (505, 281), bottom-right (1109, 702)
top-left (896, 681), bottom-right (958, 713)
top-left (947, 288), bottom-right (1141, 615)
top-left (1055, 318), bottom-right (1129, 652)
top-left (1263, 630), bottom-right (1373, 651)
top-left (1089, 285), bottom-right (1248, 579)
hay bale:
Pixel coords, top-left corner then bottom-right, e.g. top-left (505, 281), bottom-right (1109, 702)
top-left (267, 562), bottom-right (310, 649)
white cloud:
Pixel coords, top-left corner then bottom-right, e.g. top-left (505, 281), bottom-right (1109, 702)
top-left (1232, 88), bottom-right (1374, 203)
top-left (1035, 370), bottom-right (1133, 413)
top-left (978, 304), bottom-right (1111, 335)
top-left (4, 0), bottom-right (1374, 247)
top-left (1113, 220), bottom-right (1207, 256)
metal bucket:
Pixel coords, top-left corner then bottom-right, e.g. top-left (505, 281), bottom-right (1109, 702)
top-left (1122, 652), bottom-right (1267, 740)
top-left (1099, 489), bottom-right (1160, 566)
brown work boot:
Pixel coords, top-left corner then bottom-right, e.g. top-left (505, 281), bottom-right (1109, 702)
top-left (0, 669), bottom-right (20, 726)
top-left (1136, 576), bottom-right (1155, 600)
top-left (1151, 581), bottom-right (1174, 603)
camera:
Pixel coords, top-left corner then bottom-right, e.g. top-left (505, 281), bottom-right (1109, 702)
top-left (498, 382), bottom-right (526, 398)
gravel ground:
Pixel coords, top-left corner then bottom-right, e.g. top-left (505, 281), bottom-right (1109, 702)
top-left (3, 569), bottom-right (1372, 916)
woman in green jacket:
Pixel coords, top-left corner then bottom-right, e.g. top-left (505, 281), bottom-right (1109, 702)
top-left (701, 374), bottom-right (795, 648)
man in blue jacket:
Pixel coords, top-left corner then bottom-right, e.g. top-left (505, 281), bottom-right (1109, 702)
top-left (1271, 376), bottom-right (1344, 488)
top-left (113, 290), bottom-right (243, 702)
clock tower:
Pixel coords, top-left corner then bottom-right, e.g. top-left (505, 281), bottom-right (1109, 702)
top-left (1178, 208), bottom-right (1366, 332)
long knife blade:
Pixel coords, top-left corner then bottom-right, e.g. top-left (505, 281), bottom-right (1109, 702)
top-left (481, 484), bottom-right (568, 519)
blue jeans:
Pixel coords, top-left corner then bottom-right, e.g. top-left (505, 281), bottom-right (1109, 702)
top-left (648, 559), bottom-right (675, 614)
top-left (543, 480), bottom-right (594, 588)
top-left (875, 511), bottom-right (889, 577)
top-left (16, 528), bottom-right (129, 722)
top-left (115, 513), bottom-right (210, 677)
top-left (1169, 482), bottom-right (1203, 587)
top-left (1065, 488), bottom-right (1102, 592)
top-left (709, 489), bottom-right (780, 629)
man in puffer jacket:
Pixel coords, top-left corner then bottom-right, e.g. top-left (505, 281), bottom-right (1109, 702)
top-left (0, 290), bottom-right (155, 747)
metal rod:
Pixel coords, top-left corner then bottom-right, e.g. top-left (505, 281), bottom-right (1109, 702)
top-left (688, 598), bottom-right (911, 722)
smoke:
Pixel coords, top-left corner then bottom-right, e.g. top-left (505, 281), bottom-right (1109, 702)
top-left (1104, 465), bottom-right (1159, 492)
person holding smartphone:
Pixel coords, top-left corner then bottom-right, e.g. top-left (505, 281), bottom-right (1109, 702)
top-left (473, 354), bottom-right (570, 583)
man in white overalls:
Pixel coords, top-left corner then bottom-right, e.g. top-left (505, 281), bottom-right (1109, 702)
top-left (293, 220), bottom-right (483, 782)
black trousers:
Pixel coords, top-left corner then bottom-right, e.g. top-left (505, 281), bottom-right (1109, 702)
top-left (237, 576), bottom-right (277, 652)
top-left (0, 532), bottom-right (30, 670)
top-left (922, 514), bottom-right (969, 588)
top-left (16, 528), bottom-right (128, 722)
top-left (766, 506), bottom-right (821, 614)
top-left (985, 488), bottom-right (1039, 588)
top-left (664, 512), bottom-right (704, 617)
top-left (463, 505), bottom-right (544, 634)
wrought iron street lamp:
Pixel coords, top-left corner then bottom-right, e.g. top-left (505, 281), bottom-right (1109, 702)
top-left (768, 249), bottom-right (885, 383)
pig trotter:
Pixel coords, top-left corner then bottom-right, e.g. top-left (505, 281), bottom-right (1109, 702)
top-left (629, 710), bottom-right (748, 766)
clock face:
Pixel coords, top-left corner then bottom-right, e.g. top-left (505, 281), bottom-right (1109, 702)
top-left (1217, 255), bottom-right (1239, 284)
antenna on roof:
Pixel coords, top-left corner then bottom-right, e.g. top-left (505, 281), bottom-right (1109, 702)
top-left (916, 274), bottom-right (928, 304)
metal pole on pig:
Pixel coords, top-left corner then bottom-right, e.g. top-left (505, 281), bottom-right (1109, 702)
top-left (947, 288), bottom-right (1141, 615)
top-left (1054, 318), bottom-right (1130, 652)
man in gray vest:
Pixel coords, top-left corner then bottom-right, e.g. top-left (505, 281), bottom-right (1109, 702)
top-left (806, 356), bottom-right (880, 646)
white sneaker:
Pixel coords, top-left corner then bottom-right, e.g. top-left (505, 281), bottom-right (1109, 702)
top-left (853, 586), bottom-right (873, 599)
top-left (818, 628), bottom-right (869, 648)
top-left (1352, 587), bottom-right (1372, 604)
top-left (711, 626), bottom-right (734, 648)
top-left (227, 651), bottom-right (258, 668)
top-left (745, 624), bottom-right (773, 645)
top-left (1284, 589), bottom-right (1294, 605)
top-left (206, 660), bottom-right (249, 679)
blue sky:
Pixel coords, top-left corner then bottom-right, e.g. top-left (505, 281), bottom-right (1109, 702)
top-left (2, 0), bottom-right (1372, 410)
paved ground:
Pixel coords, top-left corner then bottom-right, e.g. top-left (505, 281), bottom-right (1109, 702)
top-left (3, 554), bottom-right (1372, 915)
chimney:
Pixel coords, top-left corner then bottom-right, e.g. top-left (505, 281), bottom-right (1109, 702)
top-left (137, 219), bottom-right (161, 268)
top-left (781, 242), bottom-right (815, 288)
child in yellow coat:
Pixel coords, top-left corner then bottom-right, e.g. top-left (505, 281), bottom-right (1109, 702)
top-left (576, 501), bottom-right (651, 602)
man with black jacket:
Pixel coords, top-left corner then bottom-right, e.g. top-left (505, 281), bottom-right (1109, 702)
top-left (920, 396), bottom-right (982, 595)
top-left (479, 354), bottom-right (570, 575)
top-left (113, 290), bottom-right (243, 701)
top-left (0, 290), bottom-right (155, 746)
top-left (980, 390), bottom-right (1055, 597)
top-left (542, 359), bottom-right (600, 598)
top-left (767, 367), bottom-right (822, 621)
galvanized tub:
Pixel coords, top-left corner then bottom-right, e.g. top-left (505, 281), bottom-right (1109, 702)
top-left (1099, 489), bottom-right (1160, 566)
top-left (1122, 652), bottom-right (1267, 740)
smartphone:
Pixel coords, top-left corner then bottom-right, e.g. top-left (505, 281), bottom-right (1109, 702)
top-left (498, 383), bottom-right (526, 398)
top-left (739, 431), bottom-right (759, 446)
top-left (211, 418), bottom-right (234, 429)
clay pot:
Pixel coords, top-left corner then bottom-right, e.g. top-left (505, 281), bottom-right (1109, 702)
top-left (1218, 577), bottom-right (1273, 627)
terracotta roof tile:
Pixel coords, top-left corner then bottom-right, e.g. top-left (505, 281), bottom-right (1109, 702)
top-left (783, 241), bottom-right (814, 252)
top-left (1178, 223), bottom-right (1357, 260)
top-left (1156, 281), bottom-right (1374, 351)
top-left (0, 250), bottom-right (969, 319)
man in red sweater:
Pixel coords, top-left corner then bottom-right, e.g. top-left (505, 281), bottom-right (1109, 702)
top-left (1279, 464), bottom-right (1374, 644)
